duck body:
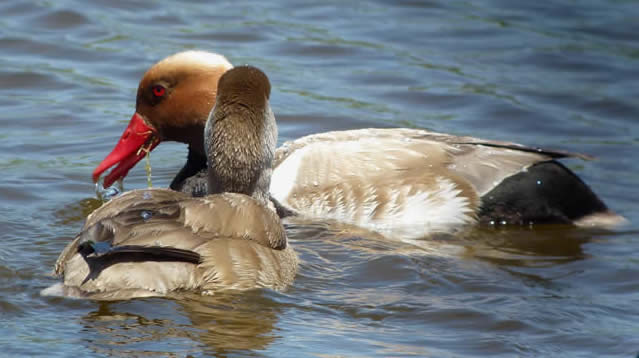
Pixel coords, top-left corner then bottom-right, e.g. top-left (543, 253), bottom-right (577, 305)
top-left (90, 51), bottom-right (624, 242)
top-left (53, 189), bottom-right (296, 300)
top-left (156, 127), bottom-right (619, 240)
top-left (48, 65), bottom-right (297, 300)
top-left (269, 128), bottom-right (619, 239)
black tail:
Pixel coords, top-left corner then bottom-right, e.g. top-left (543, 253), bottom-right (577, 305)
top-left (479, 161), bottom-right (608, 225)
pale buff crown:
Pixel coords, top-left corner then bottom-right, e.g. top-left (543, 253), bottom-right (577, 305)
top-left (157, 50), bottom-right (233, 71)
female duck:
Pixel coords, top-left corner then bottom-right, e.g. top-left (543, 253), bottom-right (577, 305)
top-left (48, 66), bottom-right (297, 300)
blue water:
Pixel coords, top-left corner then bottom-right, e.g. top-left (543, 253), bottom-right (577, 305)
top-left (1, 0), bottom-right (638, 356)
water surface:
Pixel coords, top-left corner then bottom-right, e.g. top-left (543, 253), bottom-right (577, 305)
top-left (1, 0), bottom-right (638, 356)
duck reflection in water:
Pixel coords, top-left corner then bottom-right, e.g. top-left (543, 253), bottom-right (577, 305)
top-left (80, 291), bottom-right (283, 355)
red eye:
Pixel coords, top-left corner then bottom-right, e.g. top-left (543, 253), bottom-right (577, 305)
top-left (152, 85), bottom-right (166, 97)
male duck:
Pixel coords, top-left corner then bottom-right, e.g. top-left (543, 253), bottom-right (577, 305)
top-left (92, 51), bottom-right (624, 240)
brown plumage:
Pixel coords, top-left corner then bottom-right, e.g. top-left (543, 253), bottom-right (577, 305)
top-left (205, 66), bottom-right (276, 207)
top-left (48, 66), bottom-right (297, 300)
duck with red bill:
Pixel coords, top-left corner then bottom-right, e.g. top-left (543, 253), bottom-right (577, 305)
top-left (93, 112), bottom-right (159, 188)
top-left (90, 50), bottom-right (626, 240)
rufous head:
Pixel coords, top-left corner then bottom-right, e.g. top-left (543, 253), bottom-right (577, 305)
top-left (93, 51), bottom-right (233, 187)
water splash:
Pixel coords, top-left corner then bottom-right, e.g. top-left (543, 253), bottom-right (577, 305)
top-left (95, 179), bottom-right (123, 201)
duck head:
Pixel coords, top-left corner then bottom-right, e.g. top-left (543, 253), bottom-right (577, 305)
top-left (93, 51), bottom-right (232, 187)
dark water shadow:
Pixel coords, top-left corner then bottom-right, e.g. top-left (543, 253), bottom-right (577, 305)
top-left (457, 224), bottom-right (594, 264)
top-left (444, 224), bottom-right (631, 289)
top-left (52, 197), bottom-right (104, 226)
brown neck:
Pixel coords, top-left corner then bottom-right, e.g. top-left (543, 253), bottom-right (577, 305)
top-left (205, 105), bottom-right (275, 207)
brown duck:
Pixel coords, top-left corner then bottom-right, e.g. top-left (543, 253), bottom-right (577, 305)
top-left (48, 65), bottom-right (297, 300)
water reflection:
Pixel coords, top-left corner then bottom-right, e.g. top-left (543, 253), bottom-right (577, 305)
top-left (287, 216), bottom-right (593, 266)
top-left (81, 291), bottom-right (283, 356)
top-left (459, 225), bottom-right (592, 265)
top-left (52, 197), bottom-right (104, 226)
top-left (181, 292), bottom-right (283, 354)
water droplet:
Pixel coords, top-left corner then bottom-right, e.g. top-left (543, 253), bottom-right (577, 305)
top-left (500, 220), bottom-right (507, 225)
top-left (104, 187), bottom-right (119, 199)
top-left (489, 220), bottom-right (495, 225)
top-left (141, 210), bottom-right (152, 221)
top-left (536, 180), bottom-right (542, 185)
top-left (95, 182), bottom-right (121, 201)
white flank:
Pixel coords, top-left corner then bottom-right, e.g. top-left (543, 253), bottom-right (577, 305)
top-left (284, 176), bottom-right (475, 241)
top-left (373, 178), bottom-right (475, 236)
top-left (271, 136), bottom-right (477, 241)
top-left (365, 177), bottom-right (475, 240)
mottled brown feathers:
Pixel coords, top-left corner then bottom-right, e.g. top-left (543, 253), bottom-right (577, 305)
top-left (205, 66), bottom-right (277, 208)
top-left (51, 63), bottom-right (297, 299)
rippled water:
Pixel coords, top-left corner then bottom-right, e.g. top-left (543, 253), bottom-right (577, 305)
top-left (1, 0), bottom-right (638, 356)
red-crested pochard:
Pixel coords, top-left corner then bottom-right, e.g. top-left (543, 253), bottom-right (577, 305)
top-left (48, 66), bottom-right (297, 300)
top-left (93, 51), bottom-right (625, 240)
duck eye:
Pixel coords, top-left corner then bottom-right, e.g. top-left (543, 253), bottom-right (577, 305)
top-left (152, 85), bottom-right (166, 97)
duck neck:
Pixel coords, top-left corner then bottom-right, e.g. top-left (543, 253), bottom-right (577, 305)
top-left (169, 144), bottom-right (208, 192)
top-left (205, 105), bottom-right (276, 208)
top-left (164, 123), bottom-right (206, 156)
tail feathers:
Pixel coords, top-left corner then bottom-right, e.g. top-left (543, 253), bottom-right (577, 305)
top-left (78, 243), bottom-right (201, 284)
top-left (454, 142), bottom-right (595, 161)
top-left (479, 161), bottom-right (615, 226)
